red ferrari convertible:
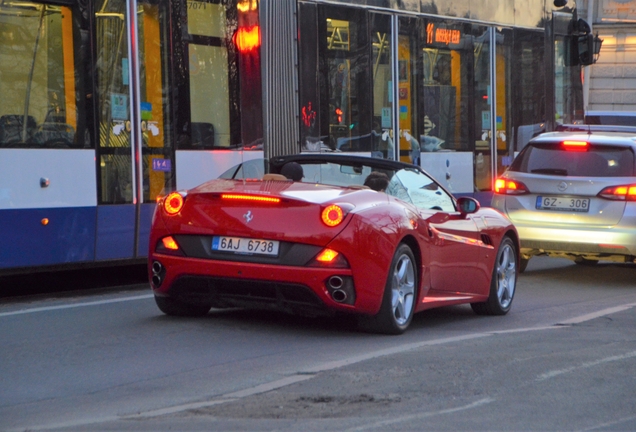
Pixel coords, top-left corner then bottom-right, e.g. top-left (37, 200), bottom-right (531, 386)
top-left (149, 154), bottom-right (519, 334)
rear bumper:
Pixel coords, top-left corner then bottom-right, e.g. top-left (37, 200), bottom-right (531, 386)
top-left (515, 224), bottom-right (636, 260)
top-left (149, 253), bottom-right (381, 316)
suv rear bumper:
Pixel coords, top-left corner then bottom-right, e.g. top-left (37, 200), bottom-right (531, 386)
top-left (516, 224), bottom-right (636, 261)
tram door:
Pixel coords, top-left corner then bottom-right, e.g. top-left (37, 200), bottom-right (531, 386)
top-left (95, 0), bottom-right (173, 260)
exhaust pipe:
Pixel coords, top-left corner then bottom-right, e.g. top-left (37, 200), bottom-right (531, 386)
top-left (152, 261), bottom-right (164, 287)
top-left (326, 275), bottom-right (355, 304)
top-left (327, 276), bottom-right (348, 303)
top-left (152, 261), bottom-right (163, 275)
top-left (331, 289), bottom-right (347, 303)
top-left (328, 276), bottom-right (343, 289)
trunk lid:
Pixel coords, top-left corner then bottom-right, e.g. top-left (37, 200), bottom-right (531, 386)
top-left (502, 172), bottom-right (629, 226)
top-left (162, 179), bottom-right (383, 246)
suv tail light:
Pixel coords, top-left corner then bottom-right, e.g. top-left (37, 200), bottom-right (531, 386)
top-left (494, 178), bottom-right (530, 195)
top-left (598, 184), bottom-right (636, 201)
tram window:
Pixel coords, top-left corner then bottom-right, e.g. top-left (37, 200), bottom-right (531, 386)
top-left (0, 2), bottom-right (88, 149)
top-left (320, 7), bottom-right (371, 152)
top-left (95, 1), bottom-right (175, 204)
top-left (173, 0), bottom-right (243, 150)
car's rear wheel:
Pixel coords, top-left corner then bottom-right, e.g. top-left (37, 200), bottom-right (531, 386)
top-left (364, 244), bottom-right (417, 335)
top-left (154, 295), bottom-right (212, 317)
top-left (471, 237), bottom-right (517, 316)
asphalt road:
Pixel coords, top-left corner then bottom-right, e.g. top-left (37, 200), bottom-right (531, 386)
top-left (0, 257), bottom-right (635, 431)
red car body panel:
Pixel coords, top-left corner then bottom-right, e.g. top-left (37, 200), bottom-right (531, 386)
top-left (149, 175), bottom-right (517, 318)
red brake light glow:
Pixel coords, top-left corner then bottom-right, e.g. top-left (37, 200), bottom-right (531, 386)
top-left (321, 205), bottom-right (344, 227)
top-left (562, 140), bottom-right (589, 151)
top-left (315, 248), bottom-right (339, 263)
top-left (221, 194), bottom-right (281, 203)
top-left (164, 192), bottom-right (184, 215)
top-left (161, 236), bottom-right (179, 250)
top-left (308, 248), bottom-right (350, 268)
top-left (598, 184), bottom-right (636, 201)
top-left (494, 178), bottom-right (529, 195)
top-left (234, 26), bottom-right (261, 53)
top-left (155, 235), bottom-right (184, 256)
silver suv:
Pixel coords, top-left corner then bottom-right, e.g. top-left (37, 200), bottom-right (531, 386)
top-left (491, 128), bottom-right (636, 272)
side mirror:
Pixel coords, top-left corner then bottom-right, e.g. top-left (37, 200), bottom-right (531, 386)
top-left (457, 197), bottom-right (480, 216)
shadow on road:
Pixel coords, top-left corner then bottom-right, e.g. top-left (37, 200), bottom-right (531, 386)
top-left (0, 264), bottom-right (148, 300)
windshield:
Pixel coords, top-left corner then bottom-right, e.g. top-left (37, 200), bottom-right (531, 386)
top-left (218, 158), bottom-right (267, 179)
top-left (219, 158), bottom-right (456, 212)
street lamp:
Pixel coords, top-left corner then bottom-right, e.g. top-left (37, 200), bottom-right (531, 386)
top-left (593, 33), bottom-right (603, 63)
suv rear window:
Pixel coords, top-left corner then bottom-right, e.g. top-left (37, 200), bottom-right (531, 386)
top-left (509, 144), bottom-right (635, 177)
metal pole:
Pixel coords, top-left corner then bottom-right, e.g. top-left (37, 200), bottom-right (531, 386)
top-left (583, 0), bottom-right (594, 111)
top-left (126, 0), bottom-right (143, 256)
top-left (490, 26), bottom-right (498, 191)
top-left (391, 14), bottom-right (400, 161)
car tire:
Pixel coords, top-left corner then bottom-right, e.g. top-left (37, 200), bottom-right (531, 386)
top-left (519, 257), bottom-right (529, 273)
top-left (363, 244), bottom-right (418, 335)
top-left (154, 295), bottom-right (212, 317)
top-left (471, 237), bottom-right (517, 316)
top-left (574, 257), bottom-right (598, 266)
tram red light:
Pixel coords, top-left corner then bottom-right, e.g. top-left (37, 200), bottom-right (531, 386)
top-left (234, 26), bottom-right (260, 53)
top-left (335, 108), bottom-right (343, 124)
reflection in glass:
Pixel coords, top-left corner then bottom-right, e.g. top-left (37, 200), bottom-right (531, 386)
top-left (388, 169), bottom-right (455, 212)
top-left (371, 13), bottom-right (394, 159)
top-left (96, 0), bottom-right (173, 204)
top-left (96, 0), bottom-right (131, 204)
top-left (189, 44), bottom-right (231, 147)
top-left (0, 2), bottom-right (82, 149)
top-left (320, 7), bottom-right (370, 153)
top-left (510, 28), bottom-right (545, 154)
top-left (472, 25), bottom-right (492, 192)
top-left (397, 17), bottom-right (418, 165)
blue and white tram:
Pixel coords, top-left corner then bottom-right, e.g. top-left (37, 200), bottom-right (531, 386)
top-left (0, 0), bottom-right (262, 275)
top-left (0, 0), bottom-right (583, 276)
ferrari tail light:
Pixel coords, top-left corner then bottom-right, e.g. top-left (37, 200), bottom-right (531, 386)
top-left (320, 203), bottom-right (355, 227)
top-left (322, 205), bottom-right (344, 227)
top-left (316, 248), bottom-right (339, 262)
top-left (155, 236), bottom-right (184, 256)
top-left (164, 192), bottom-right (185, 215)
top-left (162, 236), bottom-right (179, 250)
top-left (562, 140), bottom-right (589, 151)
top-left (308, 248), bottom-right (350, 268)
top-left (598, 184), bottom-right (636, 201)
top-left (494, 178), bottom-right (529, 195)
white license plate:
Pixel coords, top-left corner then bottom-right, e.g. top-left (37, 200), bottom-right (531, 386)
top-left (211, 236), bottom-right (279, 256)
top-left (536, 196), bottom-right (590, 212)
